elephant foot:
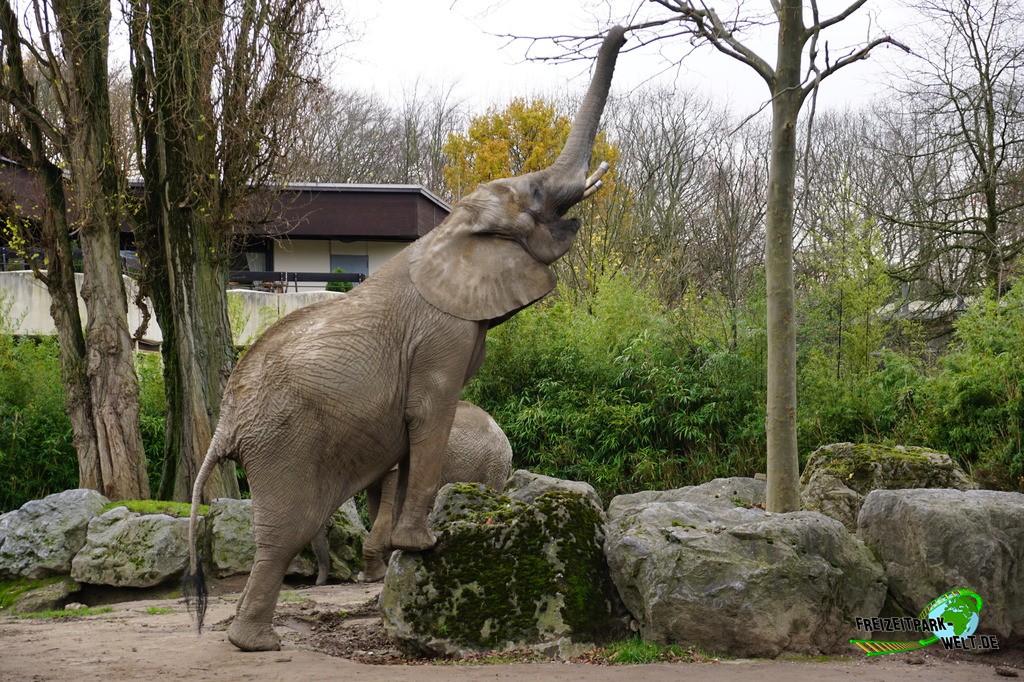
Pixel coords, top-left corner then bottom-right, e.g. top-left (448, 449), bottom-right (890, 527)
top-left (357, 558), bottom-right (387, 583)
top-left (315, 568), bottom-right (328, 586)
top-left (227, 618), bottom-right (281, 652)
top-left (389, 523), bottom-right (436, 553)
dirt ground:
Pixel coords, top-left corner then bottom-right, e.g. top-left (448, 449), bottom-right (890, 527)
top-left (1, 578), bottom-right (1020, 682)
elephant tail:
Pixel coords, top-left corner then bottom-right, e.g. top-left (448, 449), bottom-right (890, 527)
top-left (183, 430), bottom-right (229, 634)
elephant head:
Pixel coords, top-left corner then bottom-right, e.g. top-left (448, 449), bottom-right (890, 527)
top-left (410, 25), bottom-right (627, 322)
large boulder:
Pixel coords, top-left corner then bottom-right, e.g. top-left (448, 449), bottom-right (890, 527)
top-left (504, 469), bottom-right (604, 511)
top-left (207, 498), bottom-right (365, 580)
top-left (801, 443), bottom-right (975, 529)
top-left (607, 477), bottom-right (765, 517)
top-left (605, 478), bottom-right (886, 658)
top-left (0, 489), bottom-right (109, 579)
top-left (380, 482), bottom-right (623, 657)
top-left (858, 488), bottom-right (1024, 641)
top-left (70, 506), bottom-right (197, 587)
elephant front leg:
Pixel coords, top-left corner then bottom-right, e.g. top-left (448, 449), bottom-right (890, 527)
top-left (390, 399), bottom-right (457, 552)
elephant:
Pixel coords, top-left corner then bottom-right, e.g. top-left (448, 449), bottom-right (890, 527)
top-left (311, 400), bottom-right (513, 585)
top-left (183, 25), bottom-right (626, 653)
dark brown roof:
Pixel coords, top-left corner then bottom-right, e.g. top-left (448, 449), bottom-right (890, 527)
top-left (0, 158), bottom-right (451, 242)
top-left (253, 183), bottom-right (450, 241)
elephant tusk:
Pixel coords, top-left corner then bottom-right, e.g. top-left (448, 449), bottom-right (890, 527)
top-left (581, 179), bottom-right (604, 200)
top-left (585, 161), bottom-right (610, 189)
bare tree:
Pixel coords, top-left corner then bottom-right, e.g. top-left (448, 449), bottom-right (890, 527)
top-left (0, 0), bottom-right (149, 500)
top-left (288, 81), bottom-right (462, 191)
top-left (616, 1), bottom-right (909, 510)
top-left (127, 0), bottom-right (332, 501)
top-left (884, 0), bottom-right (1024, 296)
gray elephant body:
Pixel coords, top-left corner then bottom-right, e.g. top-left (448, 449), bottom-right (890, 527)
top-left (184, 25), bottom-right (626, 653)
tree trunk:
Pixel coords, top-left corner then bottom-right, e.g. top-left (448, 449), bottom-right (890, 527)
top-left (56, 0), bottom-right (149, 500)
top-left (1, 0), bottom-right (148, 500)
top-left (764, 0), bottom-right (803, 512)
top-left (131, 0), bottom-right (238, 502)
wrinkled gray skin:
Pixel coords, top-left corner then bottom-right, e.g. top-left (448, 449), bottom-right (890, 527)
top-left (311, 401), bottom-right (513, 585)
top-left (186, 25), bottom-right (626, 653)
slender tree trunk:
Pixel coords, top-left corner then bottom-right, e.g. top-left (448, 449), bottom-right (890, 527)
top-left (131, 0), bottom-right (238, 502)
top-left (56, 0), bottom-right (149, 500)
top-left (764, 1), bottom-right (802, 513)
top-left (1, 0), bottom-right (148, 500)
top-left (37, 165), bottom-right (105, 490)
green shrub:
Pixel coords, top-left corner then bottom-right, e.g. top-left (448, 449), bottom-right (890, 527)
top-left (902, 281), bottom-right (1024, 489)
top-left (325, 267), bottom-right (353, 293)
top-left (465, 274), bottom-right (766, 501)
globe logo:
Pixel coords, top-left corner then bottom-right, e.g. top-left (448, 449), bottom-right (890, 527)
top-left (922, 589), bottom-right (982, 642)
top-left (851, 588), bottom-right (993, 656)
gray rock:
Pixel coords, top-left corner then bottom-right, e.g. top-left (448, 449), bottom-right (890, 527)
top-left (801, 443), bottom-right (975, 529)
top-left (207, 498), bottom-right (364, 580)
top-left (1, 576), bottom-right (80, 614)
top-left (70, 506), bottom-right (197, 587)
top-left (504, 469), bottom-right (604, 512)
top-left (607, 477), bottom-right (765, 518)
top-left (381, 482), bottom-right (623, 657)
top-left (605, 491), bottom-right (886, 657)
top-left (0, 489), bottom-right (110, 579)
top-left (858, 488), bottom-right (1024, 640)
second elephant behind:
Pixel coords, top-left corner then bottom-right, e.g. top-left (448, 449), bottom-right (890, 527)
top-left (313, 401), bottom-right (513, 584)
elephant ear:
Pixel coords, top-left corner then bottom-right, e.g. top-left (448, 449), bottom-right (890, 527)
top-left (409, 225), bottom-right (556, 321)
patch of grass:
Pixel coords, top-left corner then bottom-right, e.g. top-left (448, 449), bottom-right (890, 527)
top-left (145, 606), bottom-right (174, 615)
top-left (0, 576), bottom-right (67, 611)
top-left (102, 499), bottom-right (209, 518)
top-left (15, 606), bottom-right (113, 619)
top-left (278, 590), bottom-right (309, 603)
top-left (585, 637), bottom-right (705, 664)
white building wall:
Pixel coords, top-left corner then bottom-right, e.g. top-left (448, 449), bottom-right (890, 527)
top-left (0, 271), bottom-right (163, 345)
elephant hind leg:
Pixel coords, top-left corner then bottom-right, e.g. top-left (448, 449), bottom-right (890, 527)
top-left (228, 513), bottom-right (325, 652)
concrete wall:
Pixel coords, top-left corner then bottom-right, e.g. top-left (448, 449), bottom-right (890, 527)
top-left (0, 271), bottom-right (163, 345)
top-left (227, 288), bottom-right (342, 346)
top-left (0, 270), bottom-right (348, 348)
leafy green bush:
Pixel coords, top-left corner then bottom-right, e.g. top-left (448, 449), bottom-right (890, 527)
top-left (325, 267), bottom-right (353, 293)
top-left (902, 281), bottom-right (1024, 489)
top-left (0, 286), bottom-right (167, 510)
top-left (0, 334), bottom-right (78, 512)
top-left (465, 274), bottom-right (766, 502)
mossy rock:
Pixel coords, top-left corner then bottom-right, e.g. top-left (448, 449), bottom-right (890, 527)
top-left (0, 575), bottom-right (79, 614)
top-left (380, 482), bottom-right (624, 657)
top-left (800, 443), bottom-right (976, 530)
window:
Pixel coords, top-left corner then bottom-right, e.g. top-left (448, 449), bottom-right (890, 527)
top-left (330, 254), bottom-right (369, 277)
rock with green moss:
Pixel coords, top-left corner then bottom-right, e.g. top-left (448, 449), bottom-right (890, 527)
top-left (70, 506), bottom-right (199, 587)
top-left (800, 443), bottom-right (976, 529)
top-left (0, 576), bottom-right (80, 614)
top-left (380, 482), bottom-right (624, 657)
top-left (604, 493), bottom-right (886, 658)
top-left (859, 488), bottom-right (1024, 640)
top-left (0, 489), bottom-right (110, 579)
top-left (207, 498), bottom-right (364, 580)
top-left (504, 469), bottom-right (603, 511)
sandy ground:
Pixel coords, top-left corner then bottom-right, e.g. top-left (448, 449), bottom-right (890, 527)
top-left (0, 579), bottom-right (1019, 682)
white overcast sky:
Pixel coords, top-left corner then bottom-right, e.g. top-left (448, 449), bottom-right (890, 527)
top-left (335, 0), bottom-right (919, 115)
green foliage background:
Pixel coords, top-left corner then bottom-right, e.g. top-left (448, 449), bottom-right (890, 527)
top-left (2, 272), bottom-right (1023, 512)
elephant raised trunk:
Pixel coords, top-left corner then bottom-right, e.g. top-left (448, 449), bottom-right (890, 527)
top-left (542, 24), bottom-right (627, 216)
